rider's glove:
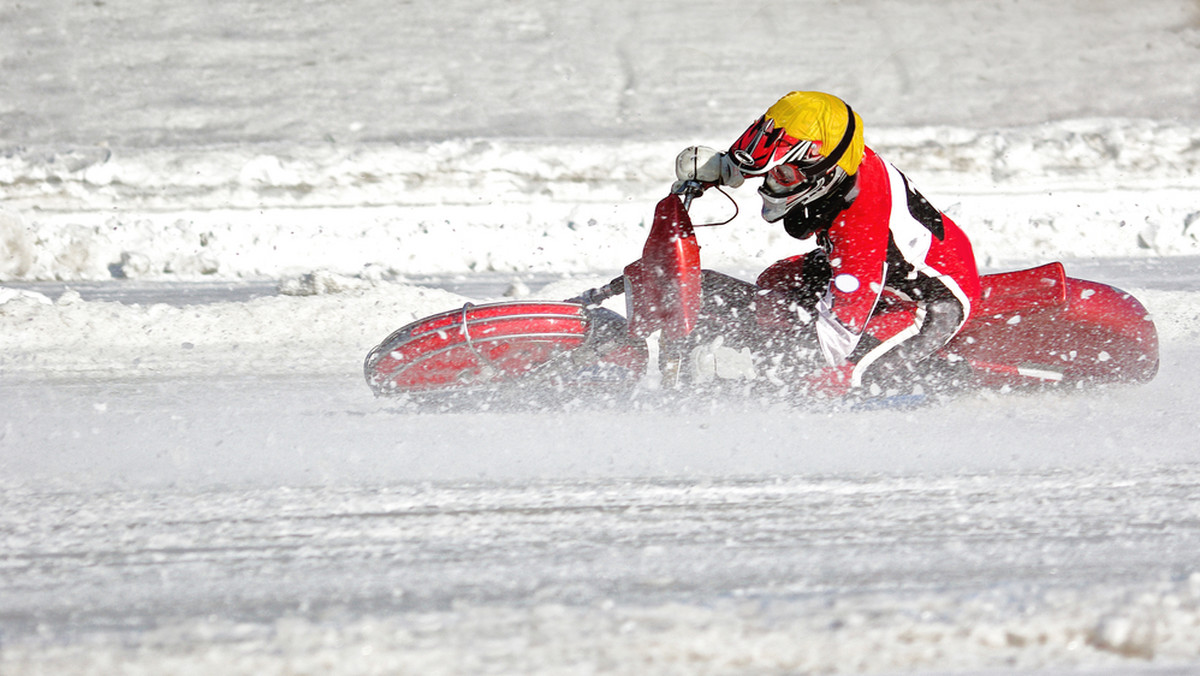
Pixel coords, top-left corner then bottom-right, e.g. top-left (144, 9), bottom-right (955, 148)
top-left (673, 146), bottom-right (745, 189)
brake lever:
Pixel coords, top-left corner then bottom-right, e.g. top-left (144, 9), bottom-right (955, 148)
top-left (671, 181), bottom-right (739, 227)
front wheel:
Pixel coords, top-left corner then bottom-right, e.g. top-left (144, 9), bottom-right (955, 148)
top-left (364, 301), bottom-right (636, 397)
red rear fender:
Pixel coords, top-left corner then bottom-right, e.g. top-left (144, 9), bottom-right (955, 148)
top-left (950, 263), bottom-right (1158, 386)
top-left (972, 262), bottom-right (1068, 320)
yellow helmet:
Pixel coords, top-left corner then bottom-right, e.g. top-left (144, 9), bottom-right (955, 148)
top-left (729, 91), bottom-right (865, 178)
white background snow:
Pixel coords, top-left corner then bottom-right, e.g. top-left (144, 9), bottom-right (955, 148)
top-left (3, 1), bottom-right (1200, 674)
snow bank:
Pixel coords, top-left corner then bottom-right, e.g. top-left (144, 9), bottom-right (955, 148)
top-left (3, 120), bottom-right (1199, 282)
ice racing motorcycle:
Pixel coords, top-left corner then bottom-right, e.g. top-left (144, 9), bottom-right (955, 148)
top-left (364, 183), bottom-right (1159, 404)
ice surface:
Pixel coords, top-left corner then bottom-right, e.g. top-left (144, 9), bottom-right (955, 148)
top-left (3, 1), bottom-right (1200, 674)
top-left (3, 470), bottom-right (1200, 675)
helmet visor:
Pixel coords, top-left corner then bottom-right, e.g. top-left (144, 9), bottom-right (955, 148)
top-left (728, 115), bottom-right (814, 176)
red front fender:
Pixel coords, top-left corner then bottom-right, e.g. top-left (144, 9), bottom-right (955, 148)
top-left (624, 195), bottom-right (703, 342)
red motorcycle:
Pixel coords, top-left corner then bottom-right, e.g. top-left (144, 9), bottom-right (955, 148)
top-left (365, 183), bottom-right (1159, 404)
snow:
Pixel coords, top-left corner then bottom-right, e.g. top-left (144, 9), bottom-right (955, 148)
top-left (3, 1), bottom-right (1200, 673)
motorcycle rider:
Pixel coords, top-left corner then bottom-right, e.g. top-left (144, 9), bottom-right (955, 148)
top-left (676, 91), bottom-right (981, 396)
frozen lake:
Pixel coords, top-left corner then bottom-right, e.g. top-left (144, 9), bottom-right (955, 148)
top-left (5, 0), bottom-right (1200, 672)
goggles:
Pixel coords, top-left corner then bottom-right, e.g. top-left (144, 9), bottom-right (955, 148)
top-left (762, 150), bottom-right (825, 195)
top-left (758, 165), bottom-right (848, 223)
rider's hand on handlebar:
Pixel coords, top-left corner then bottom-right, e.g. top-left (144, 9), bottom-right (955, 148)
top-left (673, 146), bottom-right (745, 190)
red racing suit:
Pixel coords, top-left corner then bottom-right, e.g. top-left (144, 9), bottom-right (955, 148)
top-left (759, 147), bottom-right (981, 389)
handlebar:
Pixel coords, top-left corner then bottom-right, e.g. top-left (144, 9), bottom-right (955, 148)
top-left (671, 179), bottom-right (712, 209)
top-left (671, 180), bottom-right (739, 226)
top-left (565, 177), bottom-right (739, 308)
